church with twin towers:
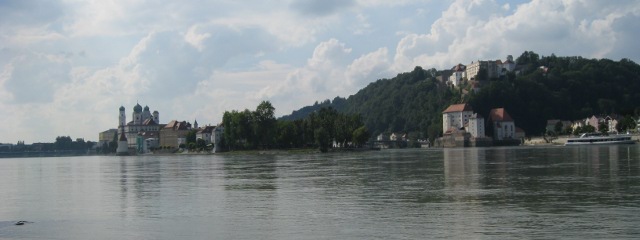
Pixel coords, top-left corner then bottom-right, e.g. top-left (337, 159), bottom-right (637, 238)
top-left (118, 103), bottom-right (161, 148)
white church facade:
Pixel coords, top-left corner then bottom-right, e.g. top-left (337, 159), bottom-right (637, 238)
top-left (119, 104), bottom-right (161, 148)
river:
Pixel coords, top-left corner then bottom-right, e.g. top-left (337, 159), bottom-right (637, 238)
top-left (1, 146), bottom-right (639, 239)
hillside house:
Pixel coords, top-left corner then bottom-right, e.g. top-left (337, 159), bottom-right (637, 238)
top-left (448, 64), bottom-right (466, 87)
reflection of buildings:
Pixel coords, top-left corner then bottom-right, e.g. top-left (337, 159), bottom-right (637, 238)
top-left (443, 148), bottom-right (484, 189)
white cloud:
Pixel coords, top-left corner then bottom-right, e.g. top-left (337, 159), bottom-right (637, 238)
top-left (346, 48), bottom-right (391, 88)
top-left (391, 0), bottom-right (640, 71)
top-left (184, 25), bottom-right (211, 51)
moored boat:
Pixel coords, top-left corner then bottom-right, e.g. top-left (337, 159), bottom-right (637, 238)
top-left (565, 133), bottom-right (636, 146)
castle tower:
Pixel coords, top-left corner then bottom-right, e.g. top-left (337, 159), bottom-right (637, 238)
top-left (133, 103), bottom-right (143, 125)
top-left (153, 111), bottom-right (159, 124)
top-left (119, 106), bottom-right (126, 127)
top-left (194, 119), bottom-right (198, 129)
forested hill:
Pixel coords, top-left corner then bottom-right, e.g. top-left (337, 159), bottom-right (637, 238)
top-left (280, 51), bottom-right (640, 140)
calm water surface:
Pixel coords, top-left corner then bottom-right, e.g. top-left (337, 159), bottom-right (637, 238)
top-left (1, 146), bottom-right (640, 239)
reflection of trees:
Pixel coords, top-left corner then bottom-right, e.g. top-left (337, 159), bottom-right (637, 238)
top-left (222, 155), bottom-right (277, 191)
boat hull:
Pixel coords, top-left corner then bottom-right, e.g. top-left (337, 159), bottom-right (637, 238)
top-left (565, 134), bottom-right (636, 146)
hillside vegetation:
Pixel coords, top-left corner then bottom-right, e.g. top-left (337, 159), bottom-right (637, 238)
top-left (281, 51), bottom-right (640, 140)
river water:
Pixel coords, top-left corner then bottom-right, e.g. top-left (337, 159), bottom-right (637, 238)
top-left (1, 146), bottom-right (640, 239)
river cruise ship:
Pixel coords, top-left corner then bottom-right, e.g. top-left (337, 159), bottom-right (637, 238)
top-left (565, 133), bottom-right (636, 146)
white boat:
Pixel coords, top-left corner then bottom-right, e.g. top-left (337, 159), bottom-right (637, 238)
top-left (565, 133), bottom-right (636, 146)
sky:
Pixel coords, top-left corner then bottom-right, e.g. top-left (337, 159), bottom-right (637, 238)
top-left (1, 0), bottom-right (640, 143)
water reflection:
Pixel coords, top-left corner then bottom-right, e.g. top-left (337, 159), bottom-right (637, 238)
top-left (443, 148), bottom-right (483, 189)
top-left (222, 155), bottom-right (278, 191)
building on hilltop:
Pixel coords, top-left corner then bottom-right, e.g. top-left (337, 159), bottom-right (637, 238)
top-left (503, 55), bottom-right (515, 72)
top-left (465, 55), bottom-right (517, 81)
top-left (448, 63), bottom-right (466, 87)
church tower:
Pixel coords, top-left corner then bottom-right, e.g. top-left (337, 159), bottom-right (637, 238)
top-left (142, 106), bottom-right (151, 122)
top-left (119, 106), bottom-right (126, 127)
top-left (153, 111), bottom-right (159, 124)
top-left (194, 119), bottom-right (199, 129)
top-left (133, 103), bottom-right (143, 125)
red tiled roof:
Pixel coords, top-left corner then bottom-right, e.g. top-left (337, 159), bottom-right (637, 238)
top-left (443, 103), bottom-right (473, 113)
top-left (489, 108), bottom-right (513, 122)
top-left (451, 63), bottom-right (466, 72)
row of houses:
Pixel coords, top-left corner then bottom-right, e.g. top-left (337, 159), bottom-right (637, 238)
top-left (546, 114), bottom-right (635, 134)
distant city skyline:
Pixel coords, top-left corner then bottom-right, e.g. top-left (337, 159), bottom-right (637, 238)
top-left (1, 0), bottom-right (639, 143)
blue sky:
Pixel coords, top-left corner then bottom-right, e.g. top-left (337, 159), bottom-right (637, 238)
top-left (1, 0), bottom-right (639, 143)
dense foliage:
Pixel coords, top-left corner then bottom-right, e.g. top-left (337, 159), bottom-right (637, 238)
top-left (281, 51), bottom-right (640, 138)
top-left (469, 51), bottom-right (640, 135)
top-left (281, 66), bottom-right (461, 141)
top-left (5, 136), bottom-right (96, 153)
top-left (223, 101), bottom-right (368, 152)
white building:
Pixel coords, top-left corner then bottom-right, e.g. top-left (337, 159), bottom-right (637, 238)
top-left (442, 103), bottom-right (475, 133)
top-left (196, 126), bottom-right (216, 144)
top-left (466, 56), bottom-right (516, 80)
top-left (502, 55), bottom-right (516, 73)
top-left (212, 124), bottom-right (225, 153)
top-left (466, 113), bottom-right (485, 138)
top-left (489, 108), bottom-right (516, 140)
top-left (448, 64), bottom-right (466, 87)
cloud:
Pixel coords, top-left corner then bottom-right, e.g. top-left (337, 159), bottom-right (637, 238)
top-left (290, 0), bottom-right (356, 17)
top-left (1, 50), bottom-right (72, 103)
top-left (346, 48), bottom-right (391, 88)
top-left (393, 0), bottom-right (640, 70)
top-left (184, 25), bottom-right (211, 52)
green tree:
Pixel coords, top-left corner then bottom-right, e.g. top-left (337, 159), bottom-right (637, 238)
top-left (186, 130), bottom-right (197, 144)
top-left (55, 136), bottom-right (72, 150)
top-left (253, 101), bottom-right (276, 149)
top-left (276, 120), bottom-right (295, 148)
top-left (315, 127), bottom-right (330, 152)
top-left (598, 122), bottom-right (608, 134)
top-left (196, 138), bottom-right (207, 150)
top-left (616, 116), bottom-right (636, 132)
top-left (583, 125), bottom-right (596, 133)
top-left (554, 121), bottom-right (564, 134)
top-left (352, 126), bottom-right (370, 147)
